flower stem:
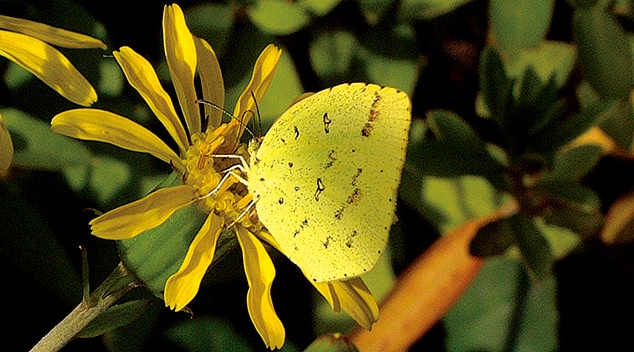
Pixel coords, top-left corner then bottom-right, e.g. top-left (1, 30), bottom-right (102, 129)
top-left (30, 262), bottom-right (138, 352)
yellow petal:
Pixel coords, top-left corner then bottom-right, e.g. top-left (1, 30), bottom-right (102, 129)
top-left (0, 30), bottom-right (97, 106)
top-left (163, 4), bottom-right (200, 135)
top-left (0, 15), bottom-right (106, 49)
top-left (195, 37), bottom-right (225, 130)
top-left (165, 213), bottom-right (224, 311)
top-left (113, 47), bottom-right (189, 154)
top-left (90, 185), bottom-right (196, 240)
top-left (236, 226), bottom-right (285, 349)
top-left (51, 109), bottom-right (184, 171)
top-left (0, 111), bottom-right (13, 176)
top-left (233, 44), bottom-right (282, 136)
top-left (313, 278), bottom-right (379, 331)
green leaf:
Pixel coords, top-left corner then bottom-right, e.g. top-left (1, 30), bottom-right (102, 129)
top-left (510, 213), bottom-right (554, 279)
top-left (247, 0), bottom-right (311, 35)
top-left (299, 0), bottom-right (342, 16)
top-left (0, 182), bottom-right (81, 305)
top-left (597, 98), bottom-right (634, 150)
top-left (569, 0), bottom-right (600, 9)
top-left (78, 300), bottom-right (151, 338)
top-left (304, 334), bottom-right (358, 352)
top-left (398, 0), bottom-right (473, 21)
top-left (535, 218), bottom-right (581, 259)
top-left (490, 0), bottom-right (555, 55)
top-left (574, 6), bottom-right (634, 98)
top-left (363, 49), bottom-right (419, 94)
top-left (98, 58), bottom-right (125, 97)
top-left (479, 46), bottom-right (515, 131)
top-left (536, 181), bottom-right (603, 236)
top-left (406, 110), bottom-right (508, 190)
top-left (532, 97), bottom-right (615, 154)
top-left (357, 0), bottom-right (394, 24)
top-left (445, 259), bottom-right (558, 352)
top-left (185, 3), bottom-right (235, 56)
top-left (167, 317), bottom-right (256, 352)
top-left (547, 144), bottom-right (603, 181)
top-left (403, 174), bottom-right (506, 234)
top-left (506, 42), bottom-right (576, 89)
top-left (513, 275), bottom-right (558, 352)
top-left (118, 173), bottom-right (207, 294)
top-left (444, 258), bottom-right (520, 352)
top-left (310, 30), bottom-right (360, 84)
top-left (258, 50), bottom-right (303, 131)
top-left (1, 108), bottom-right (91, 171)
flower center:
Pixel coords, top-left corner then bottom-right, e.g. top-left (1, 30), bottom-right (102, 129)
top-left (181, 123), bottom-right (256, 229)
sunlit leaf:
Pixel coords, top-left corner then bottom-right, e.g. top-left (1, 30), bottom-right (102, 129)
top-left (247, 0), bottom-right (310, 35)
top-left (2, 108), bottom-right (91, 171)
top-left (489, 0), bottom-right (555, 55)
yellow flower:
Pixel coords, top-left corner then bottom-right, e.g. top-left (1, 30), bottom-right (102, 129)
top-left (51, 4), bottom-right (377, 349)
top-left (0, 14), bottom-right (106, 175)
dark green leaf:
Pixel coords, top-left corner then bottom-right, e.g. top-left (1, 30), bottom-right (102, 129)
top-left (480, 46), bottom-right (515, 130)
top-left (300, 0), bottom-right (342, 16)
top-left (470, 217), bottom-right (515, 257)
top-left (574, 6), bottom-right (634, 98)
top-left (406, 110), bottom-right (509, 190)
top-left (167, 317), bottom-right (255, 352)
top-left (569, 0), bottom-right (600, 9)
top-left (597, 98), bottom-right (634, 150)
top-left (532, 97), bottom-right (615, 154)
top-left (0, 181), bottom-right (81, 305)
top-left (78, 300), bottom-right (151, 338)
top-left (304, 334), bottom-right (358, 352)
top-left (398, 0), bottom-right (473, 21)
top-left (536, 181), bottom-right (603, 236)
top-left (510, 213), bottom-right (554, 278)
top-left (546, 144), bottom-right (604, 181)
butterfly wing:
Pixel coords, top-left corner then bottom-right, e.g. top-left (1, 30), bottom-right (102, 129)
top-left (250, 83), bottom-right (411, 282)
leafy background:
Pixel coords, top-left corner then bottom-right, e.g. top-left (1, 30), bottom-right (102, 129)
top-left (3, 0), bottom-right (634, 351)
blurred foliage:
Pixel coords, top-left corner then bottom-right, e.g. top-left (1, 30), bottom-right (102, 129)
top-left (3, 0), bottom-right (634, 351)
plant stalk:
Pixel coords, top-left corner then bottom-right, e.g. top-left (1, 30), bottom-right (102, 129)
top-left (30, 262), bottom-right (138, 352)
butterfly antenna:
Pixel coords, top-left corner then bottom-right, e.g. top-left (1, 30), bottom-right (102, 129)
top-left (250, 91), bottom-right (263, 138)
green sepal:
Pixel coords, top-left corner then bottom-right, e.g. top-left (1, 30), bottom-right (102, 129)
top-left (77, 300), bottom-right (151, 339)
top-left (117, 172), bottom-right (207, 294)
